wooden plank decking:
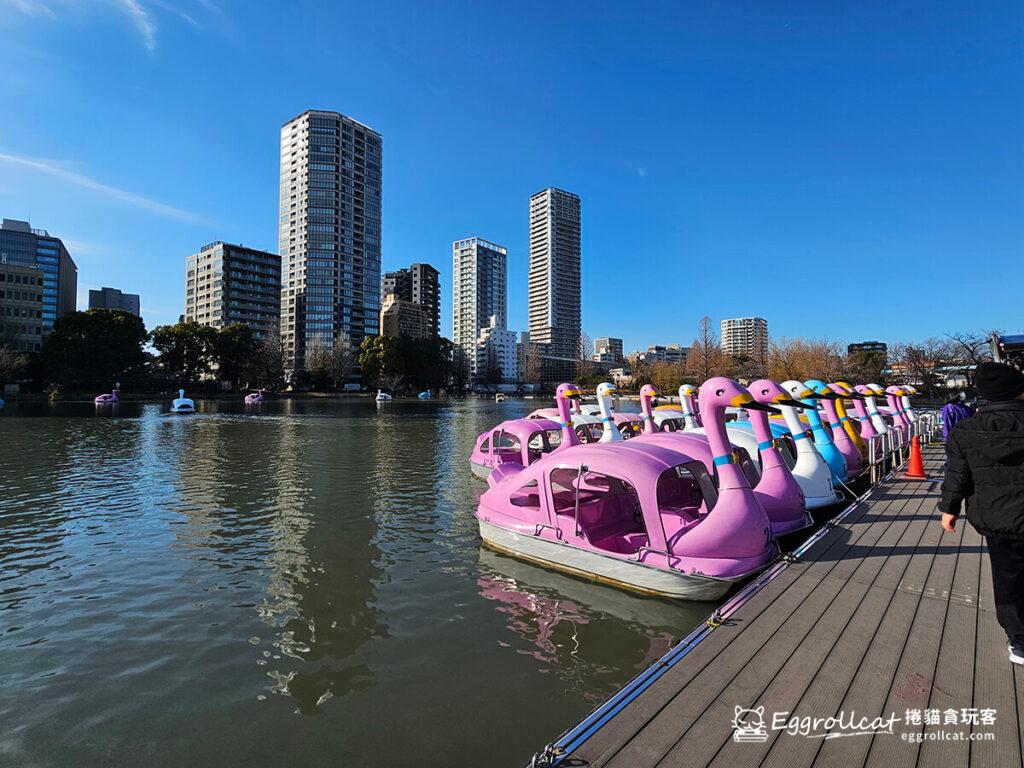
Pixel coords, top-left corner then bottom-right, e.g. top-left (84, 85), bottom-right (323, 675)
top-left (543, 445), bottom-right (1024, 768)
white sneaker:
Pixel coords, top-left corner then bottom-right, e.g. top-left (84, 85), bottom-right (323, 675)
top-left (1009, 645), bottom-right (1024, 665)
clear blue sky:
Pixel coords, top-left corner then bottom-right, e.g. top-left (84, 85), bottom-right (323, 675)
top-left (1, 1), bottom-right (1021, 353)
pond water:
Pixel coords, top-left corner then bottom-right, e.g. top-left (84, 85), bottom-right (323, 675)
top-left (0, 398), bottom-right (710, 766)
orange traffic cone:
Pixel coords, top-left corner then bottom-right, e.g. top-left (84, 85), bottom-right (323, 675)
top-left (903, 435), bottom-right (928, 480)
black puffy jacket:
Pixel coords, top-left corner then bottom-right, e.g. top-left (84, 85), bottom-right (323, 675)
top-left (940, 400), bottom-right (1024, 539)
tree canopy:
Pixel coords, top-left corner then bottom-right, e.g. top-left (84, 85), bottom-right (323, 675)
top-left (38, 309), bottom-right (148, 390)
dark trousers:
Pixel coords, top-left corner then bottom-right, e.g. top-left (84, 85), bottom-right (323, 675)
top-left (986, 536), bottom-right (1024, 648)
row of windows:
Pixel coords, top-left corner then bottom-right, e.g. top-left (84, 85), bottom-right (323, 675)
top-left (2, 306), bottom-right (42, 318)
top-left (0, 289), bottom-right (42, 301)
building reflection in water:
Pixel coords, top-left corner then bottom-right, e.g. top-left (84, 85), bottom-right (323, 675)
top-left (477, 548), bottom-right (705, 703)
top-left (164, 409), bottom-right (385, 713)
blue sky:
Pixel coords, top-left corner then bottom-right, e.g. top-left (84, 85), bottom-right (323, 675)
top-left (1, 1), bottom-right (1021, 353)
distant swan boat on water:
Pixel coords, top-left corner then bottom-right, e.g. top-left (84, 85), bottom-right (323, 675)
top-left (170, 390), bottom-right (195, 414)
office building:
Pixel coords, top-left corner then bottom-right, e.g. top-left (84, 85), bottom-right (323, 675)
top-left (476, 316), bottom-right (518, 385)
top-left (89, 286), bottom-right (141, 317)
top-left (279, 109), bottom-right (382, 370)
top-left (382, 262), bottom-right (440, 337)
top-left (528, 188), bottom-right (581, 358)
top-left (720, 317), bottom-right (769, 358)
top-left (185, 242), bottom-right (281, 336)
top-left (0, 262), bottom-right (44, 352)
top-left (593, 336), bottom-right (624, 364)
top-left (0, 218), bottom-right (77, 339)
top-left (452, 237), bottom-right (507, 379)
top-left (379, 293), bottom-right (429, 339)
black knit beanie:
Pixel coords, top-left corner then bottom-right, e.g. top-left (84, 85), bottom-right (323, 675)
top-left (975, 362), bottom-right (1024, 402)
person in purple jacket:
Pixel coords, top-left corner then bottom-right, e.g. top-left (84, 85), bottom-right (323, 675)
top-left (941, 391), bottom-right (974, 440)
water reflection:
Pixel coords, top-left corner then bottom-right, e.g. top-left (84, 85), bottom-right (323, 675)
top-left (0, 398), bottom-right (719, 766)
top-left (477, 548), bottom-right (706, 703)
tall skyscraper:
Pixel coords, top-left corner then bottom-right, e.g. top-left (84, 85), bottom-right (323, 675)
top-left (89, 286), bottom-right (141, 317)
top-left (452, 237), bottom-right (507, 380)
top-left (279, 110), bottom-right (382, 371)
top-left (185, 242), bottom-right (281, 336)
top-left (382, 262), bottom-right (440, 337)
top-left (720, 317), bottom-right (769, 358)
top-left (0, 218), bottom-right (77, 344)
top-left (528, 188), bottom-right (581, 359)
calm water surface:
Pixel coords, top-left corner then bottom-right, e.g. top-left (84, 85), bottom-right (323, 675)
top-left (0, 398), bottom-right (709, 767)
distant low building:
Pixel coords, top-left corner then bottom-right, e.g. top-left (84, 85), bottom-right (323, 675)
top-left (638, 344), bottom-right (688, 366)
top-left (185, 241), bottom-right (281, 337)
top-left (89, 286), bottom-right (141, 317)
top-left (610, 367), bottom-right (632, 387)
top-left (847, 340), bottom-right (888, 362)
top-left (476, 315), bottom-right (518, 385)
top-left (593, 336), bottom-right (624, 364)
top-left (379, 292), bottom-right (430, 339)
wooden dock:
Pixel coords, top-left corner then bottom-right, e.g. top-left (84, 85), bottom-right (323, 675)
top-left (535, 445), bottom-right (1024, 767)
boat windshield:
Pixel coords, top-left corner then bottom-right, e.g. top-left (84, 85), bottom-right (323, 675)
top-left (549, 467), bottom-right (647, 555)
top-left (526, 430), bottom-right (562, 460)
top-left (491, 431), bottom-right (522, 461)
top-left (657, 461), bottom-right (717, 514)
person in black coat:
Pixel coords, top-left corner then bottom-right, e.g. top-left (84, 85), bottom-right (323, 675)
top-left (940, 361), bottom-right (1024, 665)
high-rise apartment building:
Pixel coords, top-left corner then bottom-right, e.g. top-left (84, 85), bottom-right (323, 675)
top-left (720, 317), bottom-right (769, 358)
top-left (379, 293), bottom-right (429, 339)
top-left (452, 237), bottom-right (507, 380)
top-left (0, 218), bottom-right (77, 341)
top-left (593, 336), bottom-right (624, 364)
top-left (89, 286), bottom-right (141, 317)
top-left (528, 188), bottom-right (581, 359)
top-left (382, 262), bottom-right (440, 337)
top-left (279, 110), bottom-right (382, 370)
top-left (185, 242), bottom-right (281, 336)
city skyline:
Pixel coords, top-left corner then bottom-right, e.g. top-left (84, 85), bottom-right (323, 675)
top-left (1, 3), bottom-right (1021, 353)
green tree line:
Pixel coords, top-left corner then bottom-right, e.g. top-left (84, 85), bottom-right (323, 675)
top-left (0, 308), bottom-right (459, 394)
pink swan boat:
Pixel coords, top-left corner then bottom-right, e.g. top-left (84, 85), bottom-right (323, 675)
top-left (884, 385), bottom-right (912, 445)
top-left (472, 384), bottom-right (583, 478)
top-left (632, 381), bottom-right (809, 536)
top-left (244, 390), bottom-right (264, 405)
top-left (474, 377), bottom-right (777, 600)
top-left (470, 418), bottom-right (568, 479)
top-left (528, 385), bottom-right (604, 443)
top-left (743, 379), bottom-right (814, 534)
top-left (856, 385), bottom-right (888, 438)
top-left (94, 388), bottom-right (119, 404)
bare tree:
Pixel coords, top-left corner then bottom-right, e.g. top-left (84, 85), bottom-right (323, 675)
top-left (304, 334), bottom-right (332, 390)
top-left (889, 338), bottom-right (952, 398)
top-left (576, 331), bottom-right (597, 382)
top-left (685, 316), bottom-right (731, 382)
top-left (945, 331), bottom-right (996, 386)
top-left (330, 329), bottom-right (355, 387)
top-left (245, 328), bottom-right (286, 391)
top-left (767, 337), bottom-right (844, 382)
top-left (523, 341), bottom-right (543, 387)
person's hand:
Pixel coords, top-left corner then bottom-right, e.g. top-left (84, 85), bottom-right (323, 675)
top-left (941, 513), bottom-right (957, 533)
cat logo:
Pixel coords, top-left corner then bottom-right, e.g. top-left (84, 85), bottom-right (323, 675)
top-left (732, 705), bottom-right (769, 743)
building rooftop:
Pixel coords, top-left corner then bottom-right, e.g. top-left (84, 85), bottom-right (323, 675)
top-left (281, 109), bottom-right (379, 135)
top-left (453, 237), bottom-right (507, 254)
